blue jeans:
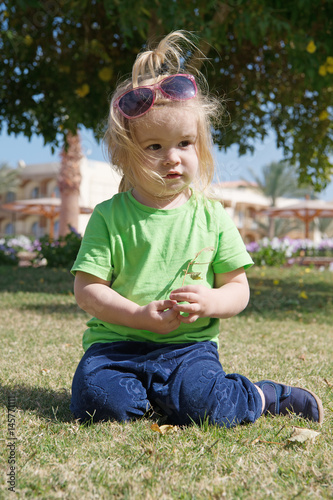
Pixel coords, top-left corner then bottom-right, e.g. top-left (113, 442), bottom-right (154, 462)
top-left (70, 341), bottom-right (262, 427)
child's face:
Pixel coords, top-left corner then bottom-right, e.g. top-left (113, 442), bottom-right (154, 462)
top-left (133, 106), bottom-right (199, 206)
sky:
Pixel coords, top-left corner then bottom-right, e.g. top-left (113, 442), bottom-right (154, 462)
top-left (1, 125), bottom-right (333, 201)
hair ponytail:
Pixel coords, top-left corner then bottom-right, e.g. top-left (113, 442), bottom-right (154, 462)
top-left (131, 30), bottom-right (198, 86)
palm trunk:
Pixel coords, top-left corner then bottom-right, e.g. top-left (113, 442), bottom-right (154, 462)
top-left (58, 132), bottom-right (82, 237)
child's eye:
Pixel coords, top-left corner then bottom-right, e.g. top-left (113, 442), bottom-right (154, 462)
top-left (179, 140), bottom-right (191, 147)
top-left (147, 144), bottom-right (161, 151)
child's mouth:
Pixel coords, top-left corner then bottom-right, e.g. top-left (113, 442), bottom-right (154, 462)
top-left (165, 173), bottom-right (182, 179)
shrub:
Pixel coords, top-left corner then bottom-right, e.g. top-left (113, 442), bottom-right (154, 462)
top-left (36, 228), bottom-right (81, 268)
top-left (247, 237), bottom-right (333, 266)
top-left (0, 235), bottom-right (34, 266)
top-left (246, 238), bottom-right (290, 266)
top-left (0, 242), bottom-right (19, 265)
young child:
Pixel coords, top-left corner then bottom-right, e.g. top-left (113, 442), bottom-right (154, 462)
top-left (70, 31), bottom-right (323, 427)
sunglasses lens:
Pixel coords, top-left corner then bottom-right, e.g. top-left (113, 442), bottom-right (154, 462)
top-left (160, 76), bottom-right (196, 100)
top-left (118, 88), bottom-right (154, 117)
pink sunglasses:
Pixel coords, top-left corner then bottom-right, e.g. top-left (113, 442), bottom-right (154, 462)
top-left (114, 74), bottom-right (197, 119)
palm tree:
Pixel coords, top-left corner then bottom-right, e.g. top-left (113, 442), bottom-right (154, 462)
top-left (0, 162), bottom-right (21, 197)
top-left (247, 161), bottom-right (310, 238)
top-left (248, 161), bottom-right (309, 206)
top-left (256, 217), bottom-right (303, 239)
top-left (58, 132), bottom-right (82, 237)
top-left (318, 218), bottom-right (333, 238)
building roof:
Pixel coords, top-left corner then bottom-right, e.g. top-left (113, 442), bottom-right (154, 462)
top-left (212, 182), bottom-right (269, 207)
top-left (20, 162), bottom-right (60, 180)
top-left (215, 180), bottom-right (259, 189)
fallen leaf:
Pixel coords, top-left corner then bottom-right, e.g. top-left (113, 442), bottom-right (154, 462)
top-left (287, 426), bottom-right (320, 444)
top-left (151, 423), bottom-right (179, 435)
top-left (250, 435), bottom-right (284, 446)
top-left (298, 353), bottom-right (306, 361)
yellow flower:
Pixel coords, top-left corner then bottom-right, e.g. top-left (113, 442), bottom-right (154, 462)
top-left (90, 39), bottom-right (101, 50)
top-left (98, 67), bottom-right (113, 82)
top-left (319, 110), bottom-right (329, 121)
top-left (318, 65), bottom-right (327, 76)
top-left (59, 66), bottom-right (71, 74)
top-left (306, 40), bottom-right (316, 54)
top-left (305, 268), bottom-right (311, 273)
top-left (273, 279), bottom-right (280, 285)
top-left (24, 35), bottom-right (33, 46)
top-left (75, 84), bottom-right (90, 98)
top-left (76, 71), bottom-right (86, 83)
top-left (319, 57), bottom-right (333, 76)
top-left (299, 291), bottom-right (308, 299)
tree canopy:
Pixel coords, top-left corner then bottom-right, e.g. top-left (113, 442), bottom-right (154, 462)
top-left (1, 0), bottom-right (333, 190)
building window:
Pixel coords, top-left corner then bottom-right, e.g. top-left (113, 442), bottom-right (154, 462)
top-left (5, 191), bottom-right (16, 203)
top-left (53, 186), bottom-right (60, 198)
top-left (54, 220), bottom-right (59, 239)
top-left (31, 187), bottom-right (40, 199)
top-left (238, 211), bottom-right (244, 228)
top-left (5, 223), bottom-right (14, 235)
top-left (31, 221), bottom-right (43, 238)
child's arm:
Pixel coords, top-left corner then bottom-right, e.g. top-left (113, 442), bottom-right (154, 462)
top-left (170, 267), bottom-right (250, 324)
top-left (74, 271), bottom-right (181, 335)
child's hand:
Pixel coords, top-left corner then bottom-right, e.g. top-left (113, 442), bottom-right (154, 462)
top-left (138, 300), bottom-right (181, 335)
top-left (169, 285), bottom-right (212, 324)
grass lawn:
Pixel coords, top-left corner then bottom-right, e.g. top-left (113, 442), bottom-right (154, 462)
top-left (0, 265), bottom-right (332, 499)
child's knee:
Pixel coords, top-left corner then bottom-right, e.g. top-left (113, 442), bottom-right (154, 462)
top-left (177, 362), bottom-right (261, 427)
top-left (71, 370), bottom-right (149, 423)
top-left (179, 362), bottom-right (222, 411)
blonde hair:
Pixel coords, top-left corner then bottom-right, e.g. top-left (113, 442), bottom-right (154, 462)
top-left (103, 30), bottom-right (224, 196)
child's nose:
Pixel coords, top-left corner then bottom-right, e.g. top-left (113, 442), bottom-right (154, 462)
top-left (163, 148), bottom-right (180, 165)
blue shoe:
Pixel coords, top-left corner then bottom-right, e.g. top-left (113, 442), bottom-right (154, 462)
top-left (255, 380), bottom-right (323, 423)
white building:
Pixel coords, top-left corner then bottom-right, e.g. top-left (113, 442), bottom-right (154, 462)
top-left (0, 158), bottom-right (122, 238)
top-left (2, 161), bottom-right (330, 241)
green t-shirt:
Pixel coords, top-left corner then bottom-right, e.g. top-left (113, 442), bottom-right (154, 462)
top-left (72, 190), bottom-right (253, 351)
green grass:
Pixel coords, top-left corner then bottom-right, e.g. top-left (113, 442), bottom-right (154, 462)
top-left (0, 265), bottom-right (332, 499)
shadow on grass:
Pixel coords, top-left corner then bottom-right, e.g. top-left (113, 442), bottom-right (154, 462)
top-left (17, 303), bottom-right (83, 315)
top-left (0, 383), bottom-right (74, 423)
top-left (245, 275), bottom-right (332, 321)
top-left (0, 266), bottom-right (74, 294)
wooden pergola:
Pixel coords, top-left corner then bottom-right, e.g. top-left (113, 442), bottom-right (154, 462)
top-left (260, 199), bottom-right (333, 239)
top-left (1, 197), bottom-right (92, 239)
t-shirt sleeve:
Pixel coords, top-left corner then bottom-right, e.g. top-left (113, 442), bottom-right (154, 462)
top-left (212, 204), bottom-right (253, 274)
top-left (71, 205), bottom-right (113, 281)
